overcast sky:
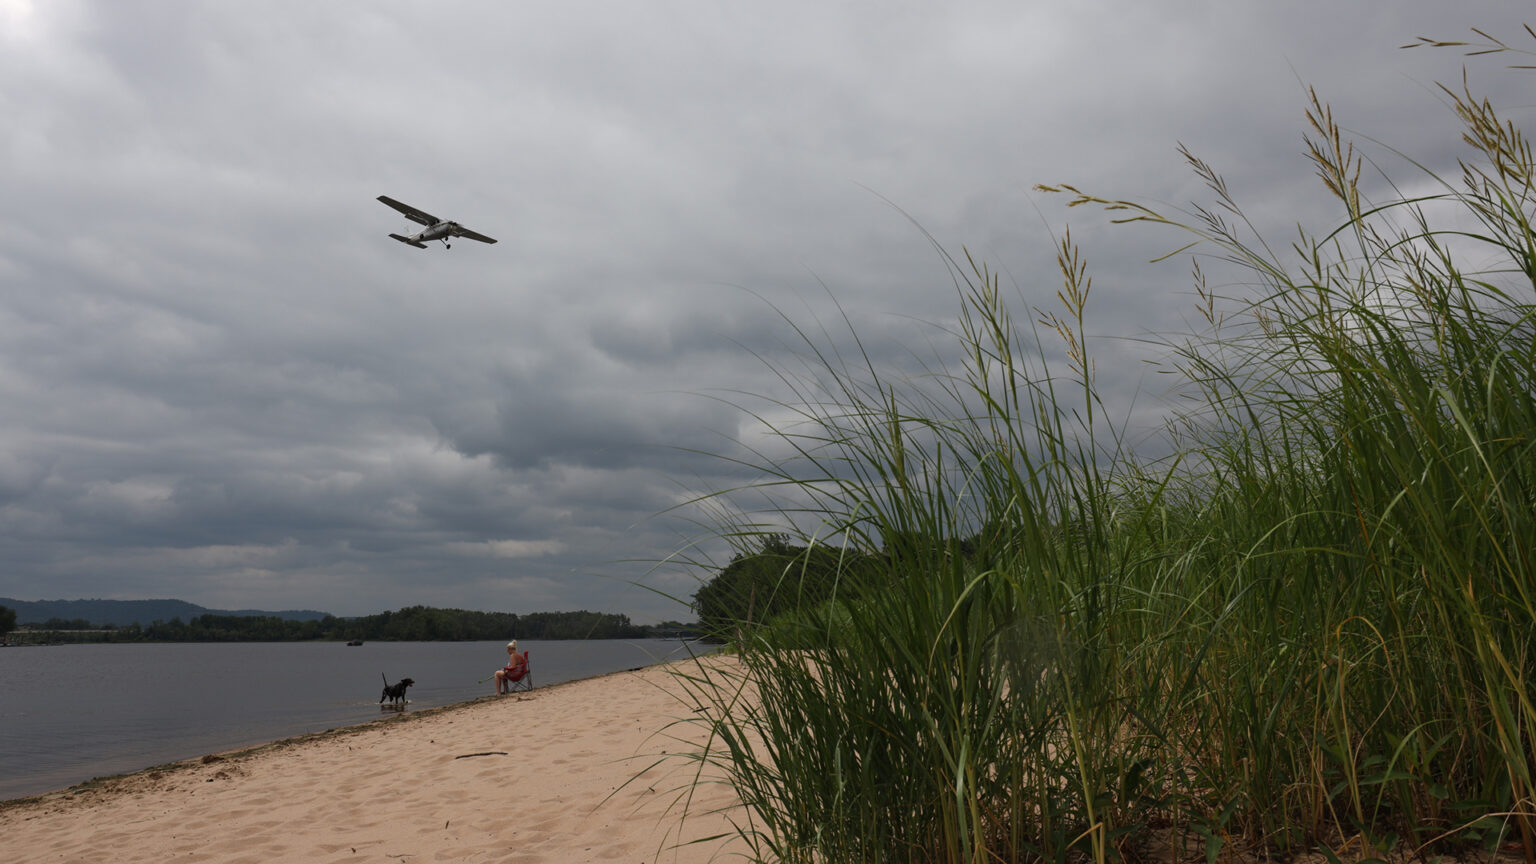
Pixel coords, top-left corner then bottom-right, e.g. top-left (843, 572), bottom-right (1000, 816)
top-left (2, 2), bottom-right (1531, 622)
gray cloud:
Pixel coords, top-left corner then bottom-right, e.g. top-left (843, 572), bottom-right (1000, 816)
top-left (1, 0), bottom-right (1531, 620)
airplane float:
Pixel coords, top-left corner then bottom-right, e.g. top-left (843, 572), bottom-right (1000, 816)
top-left (377, 195), bottom-right (497, 249)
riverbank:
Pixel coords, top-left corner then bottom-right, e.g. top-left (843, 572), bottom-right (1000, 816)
top-left (1, 658), bottom-right (749, 863)
top-left (0, 638), bottom-right (707, 801)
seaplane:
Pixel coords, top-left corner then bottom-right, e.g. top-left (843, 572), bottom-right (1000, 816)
top-left (377, 195), bottom-right (498, 249)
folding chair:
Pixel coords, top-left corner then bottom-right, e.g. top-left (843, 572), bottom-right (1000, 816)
top-left (503, 650), bottom-right (533, 692)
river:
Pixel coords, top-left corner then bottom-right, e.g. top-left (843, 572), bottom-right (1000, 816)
top-left (0, 639), bottom-right (705, 802)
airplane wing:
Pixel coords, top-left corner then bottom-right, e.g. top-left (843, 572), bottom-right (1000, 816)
top-left (450, 224), bottom-right (498, 244)
top-left (377, 195), bottom-right (438, 227)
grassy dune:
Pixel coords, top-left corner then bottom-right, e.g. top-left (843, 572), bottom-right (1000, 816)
top-left (677, 31), bottom-right (1536, 864)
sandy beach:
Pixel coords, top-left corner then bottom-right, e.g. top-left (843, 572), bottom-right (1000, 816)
top-left (1, 658), bottom-right (750, 864)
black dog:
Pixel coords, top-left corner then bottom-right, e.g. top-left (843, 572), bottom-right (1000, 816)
top-left (380, 673), bottom-right (415, 707)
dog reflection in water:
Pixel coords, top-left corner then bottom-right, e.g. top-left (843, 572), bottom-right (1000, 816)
top-left (380, 674), bottom-right (415, 709)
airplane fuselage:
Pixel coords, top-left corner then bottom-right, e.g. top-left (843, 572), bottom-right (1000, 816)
top-left (409, 222), bottom-right (457, 243)
top-left (392, 221), bottom-right (464, 249)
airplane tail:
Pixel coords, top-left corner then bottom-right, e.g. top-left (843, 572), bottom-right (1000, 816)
top-left (389, 233), bottom-right (429, 249)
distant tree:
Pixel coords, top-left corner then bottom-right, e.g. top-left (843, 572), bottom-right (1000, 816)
top-left (41, 617), bottom-right (94, 630)
top-left (693, 534), bottom-right (878, 639)
top-left (0, 604), bottom-right (15, 634)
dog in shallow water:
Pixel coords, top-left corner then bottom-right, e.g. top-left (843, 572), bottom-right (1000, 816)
top-left (380, 674), bottom-right (414, 707)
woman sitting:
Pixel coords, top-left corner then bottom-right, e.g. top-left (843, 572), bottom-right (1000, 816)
top-left (494, 640), bottom-right (529, 694)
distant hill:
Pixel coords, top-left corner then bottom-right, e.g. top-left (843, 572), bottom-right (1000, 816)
top-left (0, 598), bottom-right (332, 627)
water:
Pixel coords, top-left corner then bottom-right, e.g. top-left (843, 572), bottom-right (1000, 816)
top-left (0, 639), bottom-right (704, 802)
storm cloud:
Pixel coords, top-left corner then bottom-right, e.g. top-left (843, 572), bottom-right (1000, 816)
top-left (1, 1), bottom-right (1530, 620)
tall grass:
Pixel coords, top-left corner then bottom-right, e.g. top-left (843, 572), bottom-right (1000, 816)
top-left (676, 34), bottom-right (1536, 863)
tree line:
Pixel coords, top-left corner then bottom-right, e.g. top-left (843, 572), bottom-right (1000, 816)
top-left (2, 604), bottom-right (699, 643)
top-left (690, 529), bottom-right (1025, 640)
top-left (692, 533), bottom-right (893, 639)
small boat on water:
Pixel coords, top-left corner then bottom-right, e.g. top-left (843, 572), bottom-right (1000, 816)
top-left (346, 639), bottom-right (363, 646)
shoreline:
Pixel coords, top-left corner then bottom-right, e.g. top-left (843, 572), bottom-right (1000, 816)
top-left (3, 657), bottom-right (748, 863)
top-left (0, 638), bottom-right (712, 804)
top-left (2, 663), bottom-right (652, 810)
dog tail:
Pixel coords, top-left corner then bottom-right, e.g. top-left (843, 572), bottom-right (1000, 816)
top-left (382, 672), bottom-right (388, 685)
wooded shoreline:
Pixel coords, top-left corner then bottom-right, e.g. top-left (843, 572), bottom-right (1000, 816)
top-left (3, 603), bottom-right (701, 644)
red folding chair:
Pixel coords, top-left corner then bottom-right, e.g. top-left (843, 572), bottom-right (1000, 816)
top-left (502, 650), bottom-right (533, 693)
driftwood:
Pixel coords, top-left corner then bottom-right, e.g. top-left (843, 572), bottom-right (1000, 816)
top-left (453, 751), bottom-right (508, 759)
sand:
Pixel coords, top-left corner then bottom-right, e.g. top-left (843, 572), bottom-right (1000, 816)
top-left (1, 658), bottom-right (751, 864)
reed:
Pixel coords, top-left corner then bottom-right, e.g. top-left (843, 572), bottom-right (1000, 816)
top-left (676, 31), bottom-right (1536, 863)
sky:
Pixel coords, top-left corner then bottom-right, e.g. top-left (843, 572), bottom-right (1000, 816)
top-left (2, 1), bottom-right (1532, 622)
